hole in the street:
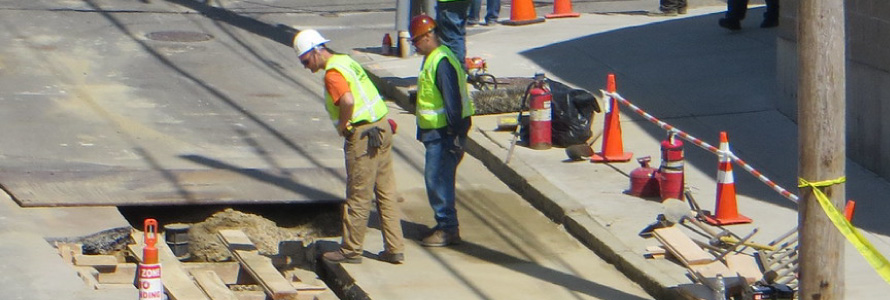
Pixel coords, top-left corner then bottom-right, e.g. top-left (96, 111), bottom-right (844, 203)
top-left (118, 203), bottom-right (340, 261)
top-left (94, 204), bottom-right (344, 297)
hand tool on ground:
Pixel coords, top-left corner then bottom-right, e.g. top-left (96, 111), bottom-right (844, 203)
top-left (762, 257), bottom-right (798, 284)
top-left (663, 198), bottom-right (776, 251)
top-left (505, 73), bottom-right (545, 164)
top-left (764, 245), bottom-right (798, 269)
top-left (712, 228), bottom-right (759, 262)
top-left (683, 188), bottom-right (706, 219)
top-left (757, 227), bottom-right (798, 265)
top-left (565, 128), bottom-right (603, 161)
top-left (638, 213), bottom-right (674, 237)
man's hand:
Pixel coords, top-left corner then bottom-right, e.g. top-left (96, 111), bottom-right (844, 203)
top-left (338, 123), bottom-right (354, 137)
top-left (451, 135), bottom-right (463, 152)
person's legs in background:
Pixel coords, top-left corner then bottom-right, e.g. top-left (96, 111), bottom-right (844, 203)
top-left (468, 0), bottom-right (481, 26)
top-left (719, 0), bottom-right (748, 31)
top-left (658, 0), bottom-right (681, 15)
top-left (760, 0), bottom-right (779, 28)
top-left (483, 0), bottom-right (500, 25)
top-left (436, 0), bottom-right (470, 65)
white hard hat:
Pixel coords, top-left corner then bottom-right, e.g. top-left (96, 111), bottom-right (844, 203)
top-left (293, 29), bottom-right (330, 56)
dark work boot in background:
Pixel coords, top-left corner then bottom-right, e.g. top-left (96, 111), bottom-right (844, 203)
top-left (718, 18), bottom-right (742, 31)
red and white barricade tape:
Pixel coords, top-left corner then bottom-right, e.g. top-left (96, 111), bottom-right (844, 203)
top-left (601, 90), bottom-right (800, 204)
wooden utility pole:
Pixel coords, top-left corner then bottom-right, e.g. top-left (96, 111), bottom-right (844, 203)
top-left (798, 0), bottom-right (846, 299)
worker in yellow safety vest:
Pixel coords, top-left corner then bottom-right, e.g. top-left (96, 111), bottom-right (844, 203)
top-left (294, 29), bottom-right (405, 264)
top-left (409, 15), bottom-right (475, 247)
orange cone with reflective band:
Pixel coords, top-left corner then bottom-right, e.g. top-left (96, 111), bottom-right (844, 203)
top-left (704, 132), bottom-right (752, 225)
top-left (139, 219), bottom-right (164, 300)
top-left (546, 0), bottom-right (580, 18)
top-left (502, 0), bottom-right (545, 26)
top-left (591, 74), bottom-right (633, 162)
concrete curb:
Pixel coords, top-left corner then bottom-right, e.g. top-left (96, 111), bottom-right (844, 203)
top-left (367, 68), bottom-right (683, 300)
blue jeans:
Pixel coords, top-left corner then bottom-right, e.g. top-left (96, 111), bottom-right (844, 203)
top-left (726, 0), bottom-right (779, 21)
top-left (468, 0), bottom-right (500, 24)
top-left (436, 0), bottom-right (469, 65)
top-left (423, 135), bottom-right (466, 231)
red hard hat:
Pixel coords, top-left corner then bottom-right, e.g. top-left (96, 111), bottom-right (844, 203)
top-left (409, 14), bottom-right (436, 41)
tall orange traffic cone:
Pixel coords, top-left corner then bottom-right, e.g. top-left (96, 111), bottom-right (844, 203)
top-left (704, 132), bottom-right (752, 225)
top-left (591, 74), bottom-right (633, 162)
top-left (502, 0), bottom-right (545, 26)
top-left (546, 0), bottom-right (581, 18)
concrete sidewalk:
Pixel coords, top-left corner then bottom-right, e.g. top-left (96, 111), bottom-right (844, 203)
top-left (351, 6), bottom-right (890, 299)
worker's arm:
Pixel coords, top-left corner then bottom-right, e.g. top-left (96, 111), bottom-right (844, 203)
top-left (325, 69), bottom-right (355, 136)
top-left (336, 92), bottom-right (355, 136)
top-left (434, 58), bottom-right (464, 135)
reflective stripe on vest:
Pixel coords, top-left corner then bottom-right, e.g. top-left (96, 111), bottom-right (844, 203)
top-left (416, 45), bottom-right (475, 129)
top-left (324, 55), bottom-right (387, 128)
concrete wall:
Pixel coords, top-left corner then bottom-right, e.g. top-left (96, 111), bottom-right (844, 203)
top-left (776, 0), bottom-right (890, 179)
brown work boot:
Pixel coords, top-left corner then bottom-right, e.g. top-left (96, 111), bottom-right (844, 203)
top-left (377, 251), bottom-right (405, 264)
top-left (420, 229), bottom-right (461, 247)
top-left (322, 250), bottom-right (362, 264)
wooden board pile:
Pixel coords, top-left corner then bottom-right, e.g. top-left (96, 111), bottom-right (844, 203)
top-left (646, 225), bottom-right (788, 300)
top-left (58, 229), bottom-right (335, 300)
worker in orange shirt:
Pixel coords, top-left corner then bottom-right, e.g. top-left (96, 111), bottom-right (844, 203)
top-left (294, 29), bottom-right (405, 264)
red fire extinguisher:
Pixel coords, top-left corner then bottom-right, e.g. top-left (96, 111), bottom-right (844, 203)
top-left (528, 73), bottom-right (552, 150)
top-left (658, 133), bottom-right (685, 201)
top-left (382, 33), bottom-right (392, 55)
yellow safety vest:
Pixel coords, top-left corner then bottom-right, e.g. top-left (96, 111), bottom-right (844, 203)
top-left (324, 54), bottom-right (388, 129)
top-left (416, 45), bottom-right (474, 129)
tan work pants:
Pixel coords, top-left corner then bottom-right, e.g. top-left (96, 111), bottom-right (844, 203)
top-left (341, 119), bottom-right (405, 256)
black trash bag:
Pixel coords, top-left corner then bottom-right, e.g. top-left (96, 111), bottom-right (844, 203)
top-left (549, 81), bottom-right (600, 147)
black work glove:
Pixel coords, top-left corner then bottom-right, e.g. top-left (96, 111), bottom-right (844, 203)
top-left (361, 126), bottom-right (384, 150)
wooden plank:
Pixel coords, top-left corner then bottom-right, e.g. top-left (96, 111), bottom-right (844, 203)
top-left (218, 229), bottom-right (256, 251)
top-left (191, 269), bottom-right (239, 300)
top-left (56, 243), bottom-right (82, 264)
top-left (183, 262), bottom-right (241, 285)
top-left (689, 260), bottom-right (732, 278)
top-left (74, 266), bottom-right (100, 289)
top-left (725, 253), bottom-right (763, 284)
top-left (284, 268), bottom-right (324, 288)
top-left (96, 283), bottom-right (139, 291)
top-left (130, 231), bottom-right (210, 300)
top-left (74, 254), bottom-right (118, 266)
top-left (218, 230), bottom-right (298, 300)
top-left (644, 245), bottom-right (667, 259)
top-left (653, 227), bottom-right (713, 266)
top-left (233, 291), bottom-right (267, 300)
top-left (96, 263), bottom-right (137, 284)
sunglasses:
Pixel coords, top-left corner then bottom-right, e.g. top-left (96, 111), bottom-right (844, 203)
top-left (411, 31), bottom-right (430, 44)
top-left (300, 58), bottom-right (310, 66)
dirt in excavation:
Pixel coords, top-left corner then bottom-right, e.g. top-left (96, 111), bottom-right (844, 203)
top-left (188, 208), bottom-right (335, 262)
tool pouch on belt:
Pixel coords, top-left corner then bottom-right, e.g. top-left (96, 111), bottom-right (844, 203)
top-left (361, 126), bottom-right (384, 151)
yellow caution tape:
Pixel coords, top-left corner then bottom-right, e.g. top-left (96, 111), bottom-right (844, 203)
top-left (799, 177), bottom-right (890, 284)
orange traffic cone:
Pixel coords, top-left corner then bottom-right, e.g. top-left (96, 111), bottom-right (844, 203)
top-left (502, 0), bottom-right (545, 26)
top-left (591, 74), bottom-right (633, 162)
top-left (546, 0), bottom-right (580, 18)
top-left (704, 132), bottom-right (752, 225)
top-left (138, 219), bottom-right (164, 300)
top-left (844, 199), bottom-right (856, 222)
